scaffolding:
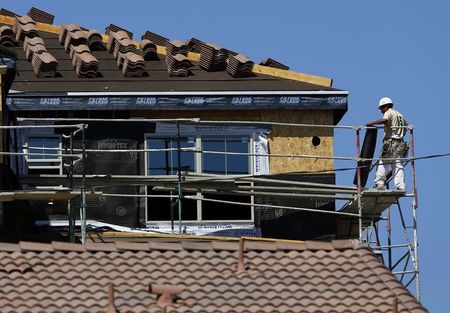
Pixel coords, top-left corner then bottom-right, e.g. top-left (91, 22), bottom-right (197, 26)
top-left (1, 117), bottom-right (420, 299)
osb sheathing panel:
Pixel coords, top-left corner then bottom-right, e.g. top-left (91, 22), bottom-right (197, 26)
top-left (131, 110), bottom-right (334, 173)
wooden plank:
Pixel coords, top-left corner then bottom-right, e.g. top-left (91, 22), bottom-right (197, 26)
top-left (341, 189), bottom-right (405, 215)
top-left (0, 15), bottom-right (14, 26)
top-left (0, 190), bottom-right (102, 202)
top-left (253, 64), bottom-right (333, 87)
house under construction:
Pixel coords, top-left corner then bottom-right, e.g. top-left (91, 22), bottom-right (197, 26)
top-left (0, 7), bottom-right (424, 309)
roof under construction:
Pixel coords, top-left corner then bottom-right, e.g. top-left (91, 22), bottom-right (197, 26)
top-left (0, 8), bottom-right (348, 123)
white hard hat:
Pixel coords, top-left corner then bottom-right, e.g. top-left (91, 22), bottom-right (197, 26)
top-left (378, 97), bottom-right (393, 108)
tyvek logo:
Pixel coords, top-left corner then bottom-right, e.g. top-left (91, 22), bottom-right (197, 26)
top-left (116, 206), bottom-right (127, 216)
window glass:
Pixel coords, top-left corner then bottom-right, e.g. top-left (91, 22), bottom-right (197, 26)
top-left (202, 194), bottom-right (252, 220)
top-left (27, 137), bottom-right (59, 160)
top-left (202, 136), bottom-right (249, 175)
top-left (147, 137), bottom-right (195, 175)
top-left (146, 190), bottom-right (198, 221)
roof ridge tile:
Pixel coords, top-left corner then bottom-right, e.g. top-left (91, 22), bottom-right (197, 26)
top-left (115, 241), bottom-right (150, 251)
top-left (19, 241), bottom-right (54, 252)
top-left (51, 241), bottom-right (86, 252)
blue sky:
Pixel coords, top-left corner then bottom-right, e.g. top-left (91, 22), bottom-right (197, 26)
top-left (4, 0), bottom-right (449, 311)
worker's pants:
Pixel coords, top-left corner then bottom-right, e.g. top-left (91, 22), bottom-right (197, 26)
top-left (375, 159), bottom-right (405, 190)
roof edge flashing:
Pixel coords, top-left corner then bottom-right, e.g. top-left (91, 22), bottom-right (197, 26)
top-left (64, 91), bottom-right (348, 96)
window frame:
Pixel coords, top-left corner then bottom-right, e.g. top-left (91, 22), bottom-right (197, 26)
top-left (144, 133), bottom-right (255, 223)
top-left (23, 135), bottom-right (63, 174)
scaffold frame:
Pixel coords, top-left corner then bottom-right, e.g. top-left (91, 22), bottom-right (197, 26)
top-left (1, 117), bottom-right (420, 299)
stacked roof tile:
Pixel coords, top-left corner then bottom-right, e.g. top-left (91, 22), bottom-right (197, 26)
top-left (63, 28), bottom-right (88, 52)
top-left (106, 23), bottom-right (133, 39)
top-left (139, 39), bottom-right (159, 61)
top-left (0, 8), bottom-right (17, 18)
top-left (12, 15), bottom-right (58, 77)
top-left (30, 50), bottom-right (58, 78)
top-left (27, 7), bottom-right (54, 25)
top-left (87, 29), bottom-right (105, 51)
top-left (0, 7), bottom-right (341, 92)
top-left (186, 37), bottom-right (204, 53)
top-left (142, 30), bottom-right (169, 47)
top-left (165, 40), bottom-right (191, 77)
top-left (0, 239), bottom-right (427, 313)
top-left (0, 25), bottom-right (17, 47)
top-left (166, 40), bottom-right (189, 56)
top-left (23, 36), bottom-right (46, 61)
top-left (260, 58), bottom-right (290, 70)
top-left (199, 43), bottom-right (228, 71)
top-left (59, 24), bottom-right (99, 78)
top-left (227, 54), bottom-right (255, 78)
top-left (12, 16), bottom-right (38, 42)
top-left (58, 23), bottom-right (80, 45)
top-left (107, 30), bottom-right (146, 77)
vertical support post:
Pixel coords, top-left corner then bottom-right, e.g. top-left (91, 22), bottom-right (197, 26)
top-left (409, 127), bottom-right (420, 300)
top-left (0, 71), bottom-right (4, 165)
top-left (387, 207), bottom-right (392, 270)
top-left (80, 124), bottom-right (87, 244)
top-left (176, 121), bottom-right (182, 234)
top-left (355, 128), bottom-right (363, 242)
top-left (68, 132), bottom-right (75, 243)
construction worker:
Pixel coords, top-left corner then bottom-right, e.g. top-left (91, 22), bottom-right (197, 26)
top-left (366, 97), bottom-right (408, 191)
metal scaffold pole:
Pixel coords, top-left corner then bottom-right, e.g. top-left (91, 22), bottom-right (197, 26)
top-left (67, 132), bottom-right (75, 242)
top-left (355, 127), bottom-right (363, 242)
top-left (409, 128), bottom-right (420, 300)
top-left (176, 121), bottom-right (183, 234)
top-left (80, 124), bottom-right (87, 244)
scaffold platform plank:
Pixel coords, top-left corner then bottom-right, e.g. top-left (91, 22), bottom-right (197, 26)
top-left (0, 190), bottom-right (102, 202)
top-left (340, 189), bottom-right (406, 217)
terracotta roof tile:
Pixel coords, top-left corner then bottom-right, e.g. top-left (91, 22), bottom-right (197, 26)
top-left (259, 57), bottom-right (289, 70)
top-left (275, 241), bottom-right (306, 250)
top-left (148, 241), bottom-right (183, 251)
top-left (0, 242), bottom-right (20, 252)
top-left (58, 23), bottom-right (81, 44)
top-left (1, 9), bottom-right (339, 92)
top-left (115, 241), bottom-right (150, 251)
top-left (211, 241), bottom-right (239, 251)
top-left (166, 40), bottom-right (189, 56)
top-left (87, 29), bottom-right (105, 51)
top-left (305, 240), bottom-right (334, 250)
top-left (12, 15), bottom-right (38, 42)
top-left (0, 25), bottom-right (16, 47)
top-left (139, 39), bottom-right (159, 61)
top-left (180, 241), bottom-right (213, 251)
top-left (199, 43), bottom-right (228, 72)
top-left (0, 8), bottom-right (18, 17)
top-left (141, 30), bottom-right (169, 46)
top-left (106, 23), bottom-right (133, 39)
top-left (51, 241), bottom-right (87, 252)
top-left (19, 241), bottom-right (54, 252)
top-left (226, 54), bottom-right (254, 78)
top-left (27, 7), bottom-right (54, 25)
top-left (165, 53), bottom-right (191, 77)
top-left (245, 240), bottom-right (278, 251)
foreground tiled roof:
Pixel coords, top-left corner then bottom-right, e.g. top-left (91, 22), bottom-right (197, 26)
top-left (0, 239), bottom-right (426, 313)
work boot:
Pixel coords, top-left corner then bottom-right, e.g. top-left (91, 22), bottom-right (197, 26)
top-left (375, 184), bottom-right (385, 190)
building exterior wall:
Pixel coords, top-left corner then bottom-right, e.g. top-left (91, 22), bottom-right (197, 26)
top-left (130, 109), bottom-right (334, 173)
top-left (0, 74), bottom-right (3, 164)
